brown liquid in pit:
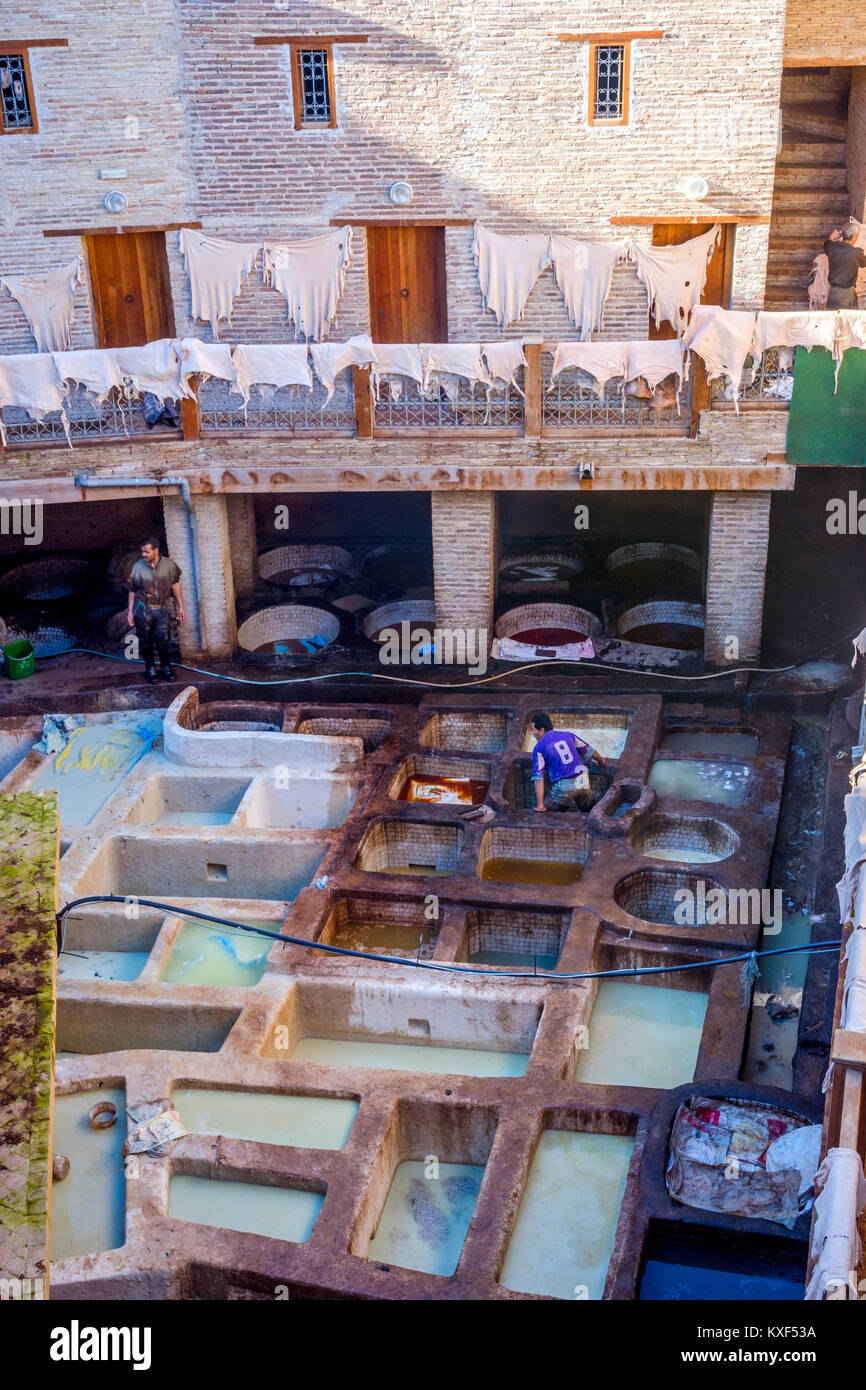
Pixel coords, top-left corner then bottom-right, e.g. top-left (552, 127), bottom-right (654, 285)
top-left (480, 856), bottom-right (582, 886)
top-left (625, 624), bottom-right (702, 651)
top-left (375, 864), bottom-right (454, 876)
top-left (511, 627), bottom-right (587, 646)
top-left (329, 920), bottom-right (437, 960)
top-left (399, 775), bottom-right (489, 805)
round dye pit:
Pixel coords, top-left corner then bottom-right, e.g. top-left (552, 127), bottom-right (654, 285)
top-left (495, 603), bottom-right (602, 648)
top-left (614, 868), bottom-right (728, 926)
top-left (258, 544), bottom-right (354, 589)
top-left (499, 548), bottom-right (586, 588)
top-left (617, 601), bottom-right (705, 651)
top-left (605, 542), bottom-right (702, 594)
top-left (361, 544), bottom-right (433, 591)
top-left (237, 605), bottom-right (340, 657)
top-left (363, 600), bottom-right (437, 645)
top-left (630, 814), bottom-right (739, 864)
top-left (0, 556), bottom-right (93, 602)
top-left (2, 611), bottom-right (76, 658)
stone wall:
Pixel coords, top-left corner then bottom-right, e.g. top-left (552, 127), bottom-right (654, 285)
top-left (784, 0), bottom-right (866, 64)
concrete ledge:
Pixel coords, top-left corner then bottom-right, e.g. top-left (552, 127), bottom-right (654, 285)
top-left (164, 688), bottom-right (365, 769)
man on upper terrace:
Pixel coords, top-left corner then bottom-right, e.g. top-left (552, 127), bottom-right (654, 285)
top-left (822, 221), bottom-right (866, 310)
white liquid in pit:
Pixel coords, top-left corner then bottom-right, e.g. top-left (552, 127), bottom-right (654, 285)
top-left (173, 1088), bottom-right (358, 1150)
top-left (367, 1161), bottom-right (482, 1276)
top-left (648, 758), bottom-right (750, 806)
top-left (160, 921), bottom-right (274, 986)
top-left (641, 845), bottom-right (726, 865)
top-left (500, 1131), bottom-right (634, 1300)
top-left (51, 1089), bottom-right (126, 1260)
top-left (31, 714), bottom-right (163, 827)
top-left (169, 1175), bottom-right (322, 1243)
top-left (289, 1037), bottom-right (529, 1077)
top-left (662, 731), bottom-right (758, 757)
top-left (575, 981), bottom-right (707, 1089)
top-left (58, 950), bottom-right (149, 983)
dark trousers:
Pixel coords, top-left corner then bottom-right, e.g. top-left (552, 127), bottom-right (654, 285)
top-left (134, 604), bottom-right (172, 669)
top-left (827, 286), bottom-right (859, 310)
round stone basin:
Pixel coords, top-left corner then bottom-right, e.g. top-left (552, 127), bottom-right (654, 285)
top-left (617, 601), bottom-right (704, 651)
top-left (630, 814), bottom-right (739, 864)
top-left (363, 600), bottom-right (436, 644)
top-left (495, 603), bottom-right (602, 648)
top-left (615, 869), bottom-right (727, 926)
top-left (237, 605), bottom-right (340, 656)
top-left (499, 549), bottom-right (587, 587)
top-left (258, 544), bottom-right (354, 589)
top-left (605, 542), bottom-right (702, 593)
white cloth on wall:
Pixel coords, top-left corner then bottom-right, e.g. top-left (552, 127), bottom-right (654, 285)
top-left (805, 1147), bottom-right (866, 1300)
top-left (550, 236), bottom-right (625, 339)
top-left (262, 226), bottom-right (352, 342)
top-left (231, 343), bottom-right (312, 403)
top-left (0, 257), bottom-right (82, 353)
top-left (481, 339), bottom-right (526, 392)
top-left (835, 310), bottom-right (866, 356)
top-left (682, 305), bottom-right (757, 409)
top-left (751, 310), bottom-right (838, 367)
top-left (628, 226), bottom-right (721, 335)
top-left (52, 348), bottom-right (125, 402)
top-left (626, 339), bottom-right (686, 392)
top-left (112, 339), bottom-right (189, 402)
top-left (549, 341), bottom-right (628, 397)
top-left (841, 927), bottom-right (866, 1032)
top-left (370, 343), bottom-right (424, 400)
top-left (0, 352), bottom-right (69, 445)
top-left (422, 343), bottom-right (491, 396)
top-left (472, 224), bottom-right (551, 328)
top-left (179, 338), bottom-right (237, 385)
top-left (178, 230), bottom-right (259, 340)
top-left (836, 788), bottom-right (866, 925)
top-left (310, 334), bottom-right (376, 402)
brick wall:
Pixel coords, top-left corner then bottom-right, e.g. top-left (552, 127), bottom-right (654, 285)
top-left (0, 0), bottom-right (790, 360)
top-left (704, 491), bottom-right (772, 664)
top-left (431, 491), bottom-right (497, 642)
top-left (163, 492), bottom-right (237, 657)
top-left (847, 69), bottom-right (866, 226)
top-left (784, 0), bottom-right (866, 63)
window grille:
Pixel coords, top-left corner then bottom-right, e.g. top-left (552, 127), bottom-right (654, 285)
top-left (0, 54), bottom-right (33, 131)
top-left (593, 44), bottom-right (625, 121)
top-left (298, 48), bottom-right (331, 124)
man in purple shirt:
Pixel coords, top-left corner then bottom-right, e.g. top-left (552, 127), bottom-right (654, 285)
top-left (530, 710), bottom-right (607, 812)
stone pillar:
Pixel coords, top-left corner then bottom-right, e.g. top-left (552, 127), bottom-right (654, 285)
top-left (226, 495), bottom-right (258, 598)
top-left (431, 492), bottom-right (497, 660)
top-left (162, 493), bottom-right (237, 660)
top-left (704, 492), bottom-right (771, 666)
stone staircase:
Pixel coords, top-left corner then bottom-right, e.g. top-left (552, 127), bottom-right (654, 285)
top-left (765, 69), bottom-right (853, 310)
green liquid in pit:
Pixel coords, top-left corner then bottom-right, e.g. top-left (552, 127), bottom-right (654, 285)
top-left (367, 1161), bottom-right (483, 1276)
top-left (160, 920), bottom-right (274, 986)
top-left (173, 1089), bottom-right (358, 1149)
top-left (500, 1131), bottom-right (634, 1300)
top-left (471, 949), bottom-right (558, 970)
top-left (169, 1175), bottom-right (322, 1242)
top-left (480, 857), bottom-right (582, 886)
top-left (288, 1037), bottom-right (529, 1077)
top-left (575, 981), bottom-right (707, 1088)
top-left (51, 1088), bottom-right (126, 1260)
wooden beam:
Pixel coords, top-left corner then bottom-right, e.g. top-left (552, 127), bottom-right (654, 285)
top-left (839, 1068), bottom-right (863, 1152)
top-left (330, 217), bottom-right (474, 227)
top-left (555, 30), bottom-right (665, 42)
top-left (352, 365), bottom-right (374, 438)
top-left (0, 38), bottom-right (69, 52)
top-left (180, 382), bottom-right (200, 443)
top-left (523, 343), bottom-right (542, 438)
top-left (254, 34), bottom-right (368, 46)
top-left (43, 221), bottom-right (202, 238)
top-left (610, 215), bottom-right (771, 225)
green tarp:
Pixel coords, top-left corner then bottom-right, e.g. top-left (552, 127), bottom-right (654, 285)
top-left (786, 345), bottom-right (866, 467)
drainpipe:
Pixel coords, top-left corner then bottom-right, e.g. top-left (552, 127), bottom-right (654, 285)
top-left (73, 474), bottom-right (204, 650)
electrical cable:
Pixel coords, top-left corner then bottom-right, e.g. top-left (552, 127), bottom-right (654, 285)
top-left (56, 894), bottom-right (842, 983)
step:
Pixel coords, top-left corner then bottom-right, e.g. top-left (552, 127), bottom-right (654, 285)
top-left (781, 71), bottom-right (852, 102)
top-left (774, 164), bottom-right (848, 190)
top-left (782, 104), bottom-right (848, 139)
top-left (771, 211), bottom-right (851, 235)
top-left (773, 188), bottom-right (850, 213)
top-left (777, 139), bottom-right (846, 166)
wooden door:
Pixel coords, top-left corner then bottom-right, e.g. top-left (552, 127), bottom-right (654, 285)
top-left (366, 225), bottom-right (447, 342)
top-left (86, 231), bottom-right (175, 348)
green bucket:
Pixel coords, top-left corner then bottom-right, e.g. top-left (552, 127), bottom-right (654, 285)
top-left (4, 639), bottom-right (35, 680)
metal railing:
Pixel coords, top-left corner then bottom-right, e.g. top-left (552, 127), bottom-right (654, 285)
top-left (372, 374), bottom-right (524, 431)
top-left (0, 386), bottom-right (176, 446)
top-left (541, 353), bottom-right (689, 433)
top-left (198, 375), bottom-right (355, 433)
top-left (709, 349), bottom-right (794, 406)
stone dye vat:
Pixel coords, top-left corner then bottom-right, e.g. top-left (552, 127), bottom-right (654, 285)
top-left (169, 1176), bottom-right (323, 1243)
top-left (159, 920), bottom-right (275, 986)
top-left (575, 981), bottom-right (708, 1088)
top-left (236, 605), bottom-right (340, 656)
top-left (173, 1089), bottom-right (359, 1150)
top-left (126, 775), bottom-right (251, 826)
top-left (617, 601), bottom-right (705, 651)
top-left (638, 1229), bottom-right (807, 1301)
top-left (320, 897), bottom-right (439, 960)
top-left (296, 711), bottom-right (392, 752)
top-left (462, 907), bottom-right (570, 970)
top-left (648, 758), bottom-right (751, 806)
top-left (605, 542), bottom-right (702, 594)
top-left (477, 825), bottom-right (588, 886)
top-left (630, 814), bottom-right (739, 865)
top-left (389, 754), bottom-right (490, 806)
top-left (258, 544), bottom-right (353, 589)
top-left (367, 1162), bottom-right (483, 1276)
top-left (661, 729), bottom-right (759, 757)
top-left (419, 710), bottom-right (508, 753)
top-left (31, 713), bottom-right (164, 827)
top-left (495, 602), bottom-right (602, 649)
top-left (500, 1131), bottom-right (634, 1299)
top-left (354, 820), bottom-right (463, 877)
top-left (72, 833), bottom-right (325, 901)
top-left (51, 1089), bottom-right (126, 1260)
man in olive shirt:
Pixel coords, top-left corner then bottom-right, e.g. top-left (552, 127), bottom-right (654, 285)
top-left (823, 221), bottom-right (866, 309)
top-left (126, 536), bottom-right (186, 683)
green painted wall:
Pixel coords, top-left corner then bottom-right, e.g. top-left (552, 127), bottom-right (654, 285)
top-left (786, 346), bottom-right (866, 467)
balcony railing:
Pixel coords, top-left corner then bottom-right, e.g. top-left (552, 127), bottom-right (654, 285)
top-left (0, 342), bottom-right (789, 452)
